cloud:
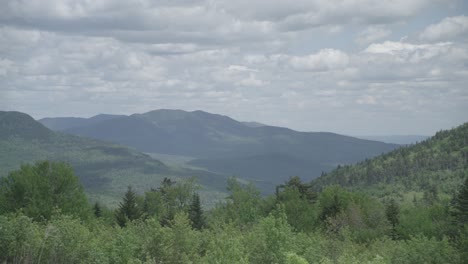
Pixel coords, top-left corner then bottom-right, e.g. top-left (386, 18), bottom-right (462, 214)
top-left (289, 49), bottom-right (349, 71)
top-left (0, 0), bottom-right (467, 135)
top-left (420, 16), bottom-right (468, 41)
top-left (363, 41), bottom-right (453, 63)
top-left (355, 26), bottom-right (392, 45)
top-left (0, 0), bottom-right (438, 47)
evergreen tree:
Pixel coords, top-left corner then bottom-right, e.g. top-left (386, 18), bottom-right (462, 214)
top-left (386, 198), bottom-right (400, 239)
top-left (93, 202), bottom-right (102, 218)
top-left (423, 185), bottom-right (439, 206)
top-left (276, 176), bottom-right (317, 203)
top-left (189, 193), bottom-right (205, 230)
top-left (115, 186), bottom-right (142, 227)
top-left (452, 177), bottom-right (468, 226)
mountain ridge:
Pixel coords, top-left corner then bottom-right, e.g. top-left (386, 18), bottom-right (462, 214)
top-left (1, 111), bottom-right (228, 206)
top-left (39, 109), bottom-right (400, 191)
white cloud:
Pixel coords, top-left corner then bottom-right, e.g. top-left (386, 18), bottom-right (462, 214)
top-left (289, 49), bottom-right (349, 71)
top-left (239, 73), bottom-right (267, 87)
top-left (363, 41), bottom-right (452, 63)
top-left (355, 26), bottom-right (392, 45)
top-left (420, 16), bottom-right (468, 41)
top-left (0, 0), bottom-right (438, 47)
top-left (1, 1), bottom-right (467, 135)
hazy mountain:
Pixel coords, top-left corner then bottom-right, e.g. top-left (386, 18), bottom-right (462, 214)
top-left (242, 121), bottom-right (267, 128)
top-left (313, 123), bottom-right (468, 194)
top-left (39, 114), bottom-right (125, 131)
top-left (1, 111), bottom-right (52, 140)
top-left (40, 109), bottom-right (399, 191)
top-left (1, 111), bottom-right (227, 206)
top-left (355, 135), bottom-right (429, 145)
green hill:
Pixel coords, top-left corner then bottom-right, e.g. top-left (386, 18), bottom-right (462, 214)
top-left (0, 111), bottom-right (227, 207)
top-left (312, 123), bottom-right (468, 196)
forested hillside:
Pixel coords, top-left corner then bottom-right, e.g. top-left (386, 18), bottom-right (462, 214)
top-left (0, 111), bottom-right (227, 206)
top-left (313, 123), bottom-right (468, 195)
top-left (1, 160), bottom-right (467, 263)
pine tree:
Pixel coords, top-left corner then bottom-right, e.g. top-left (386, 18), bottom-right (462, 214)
top-left (93, 202), bottom-right (102, 218)
top-left (452, 177), bottom-right (468, 226)
top-left (115, 186), bottom-right (142, 227)
top-left (189, 193), bottom-right (204, 230)
top-left (386, 198), bottom-right (400, 239)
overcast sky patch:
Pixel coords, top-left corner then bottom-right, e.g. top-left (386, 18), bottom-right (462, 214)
top-left (0, 0), bottom-right (467, 135)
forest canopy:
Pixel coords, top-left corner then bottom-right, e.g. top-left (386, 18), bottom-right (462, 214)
top-left (0, 160), bottom-right (467, 263)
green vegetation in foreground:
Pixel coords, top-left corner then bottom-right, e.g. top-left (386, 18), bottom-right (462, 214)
top-left (313, 122), bottom-right (468, 199)
top-left (0, 160), bottom-right (467, 263)
top-left (0, 111), bottom-right (227, 207)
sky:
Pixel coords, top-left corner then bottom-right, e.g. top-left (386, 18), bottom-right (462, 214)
top-left (1, 0), bottom-right (467, 136)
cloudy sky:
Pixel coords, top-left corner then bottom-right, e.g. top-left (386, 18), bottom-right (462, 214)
top-left (1, 0), bottom-right (467, 136)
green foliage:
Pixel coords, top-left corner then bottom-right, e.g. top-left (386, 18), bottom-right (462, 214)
top-left (277, 176), bottom-right (317, 202)
top-left (211, 177), bottom-right (263, 227)
top-left (0, 161), bottom-right (90, 221)
top-left (452, 177), bottom-right (468, 226)
top-left (0, 159), bottom-right (467, 263)
top-left (314, 123), bottom-right (468, 197)
top-left (189, 193), bottom-right (205, 230)
top-left (285, 253), bottom-right (309, 264)
top-left (41, 215), bottom-right (108, 263)
top-left (0, 213), bottom-right (42, 263)
top-left (397, 202), bottom-right (451, 239)
top-left (391, 235), bottom-right (460, 264)
top-left (142, 177), bottom-right (200, 226)
top-left (245, 205), bottom-right (295, 264)
top-left (136, 214), bottom-right (201, 263)
top-left (385, 198), bottom-right (400, 238)
top-left (93, 202), bottom-right (102, 218)
top-left (201, 224), bottom-right (248, 263)
top-left (277, 185), bottom-right (318, 232)
top-left (115, 186), bottom-right (142, 227)
top-left (318, 186), bottom-right (352, 224)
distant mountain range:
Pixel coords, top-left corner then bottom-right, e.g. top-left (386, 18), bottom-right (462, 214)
top-left (39, 109), bottom-right (399, 192)
top-left (313, 122), bottom-right (468, 195)
top-left (0, 111), bottom-right (227, 207)
top-left (355, 135), bottom-right (429, 145)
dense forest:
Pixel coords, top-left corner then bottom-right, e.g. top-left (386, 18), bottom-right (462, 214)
top-left (313, 123), bottom-right (468, 197)
top-left (1, 123), bottom-right (467, 263)
top-left (0, 159), bottom-right (467, 263)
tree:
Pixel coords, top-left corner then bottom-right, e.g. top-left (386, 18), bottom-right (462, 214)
top-left (115, 186), bottom-right (142, 227)
top-left (189, 193), bottom-right (205, 230)
top-left (386, 198), bottom-right (400, 239)
top-left (318, 186), bottom-right (350, 222)
top-left (423, 185), bottom-right (439, 206)
top-left (0, 161), bottom-right (90, 221)
top-left (452, 177), bottom-right (468, 226)
top-left (225, 177), bottom-right (262, 226)
top-left (276, 176), bottom-right (317, 203)
top-left (93, 202), bottom-right (102, 218)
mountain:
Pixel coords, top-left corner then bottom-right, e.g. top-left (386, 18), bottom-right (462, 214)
top-left (312, 123), bottom-right (468, 195)
top-left (39, 114), bottom-right (124, 131)
top-left (1, 111), bottom-right (227, 206)
top-left (242, 121), bottom-right (267, 128)
top-left (39, 109), bottom-right (399, 192)
top-left (355, 135), bottom-right (429, 145)
top-left (1, 111), bottom-right (52, 140)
